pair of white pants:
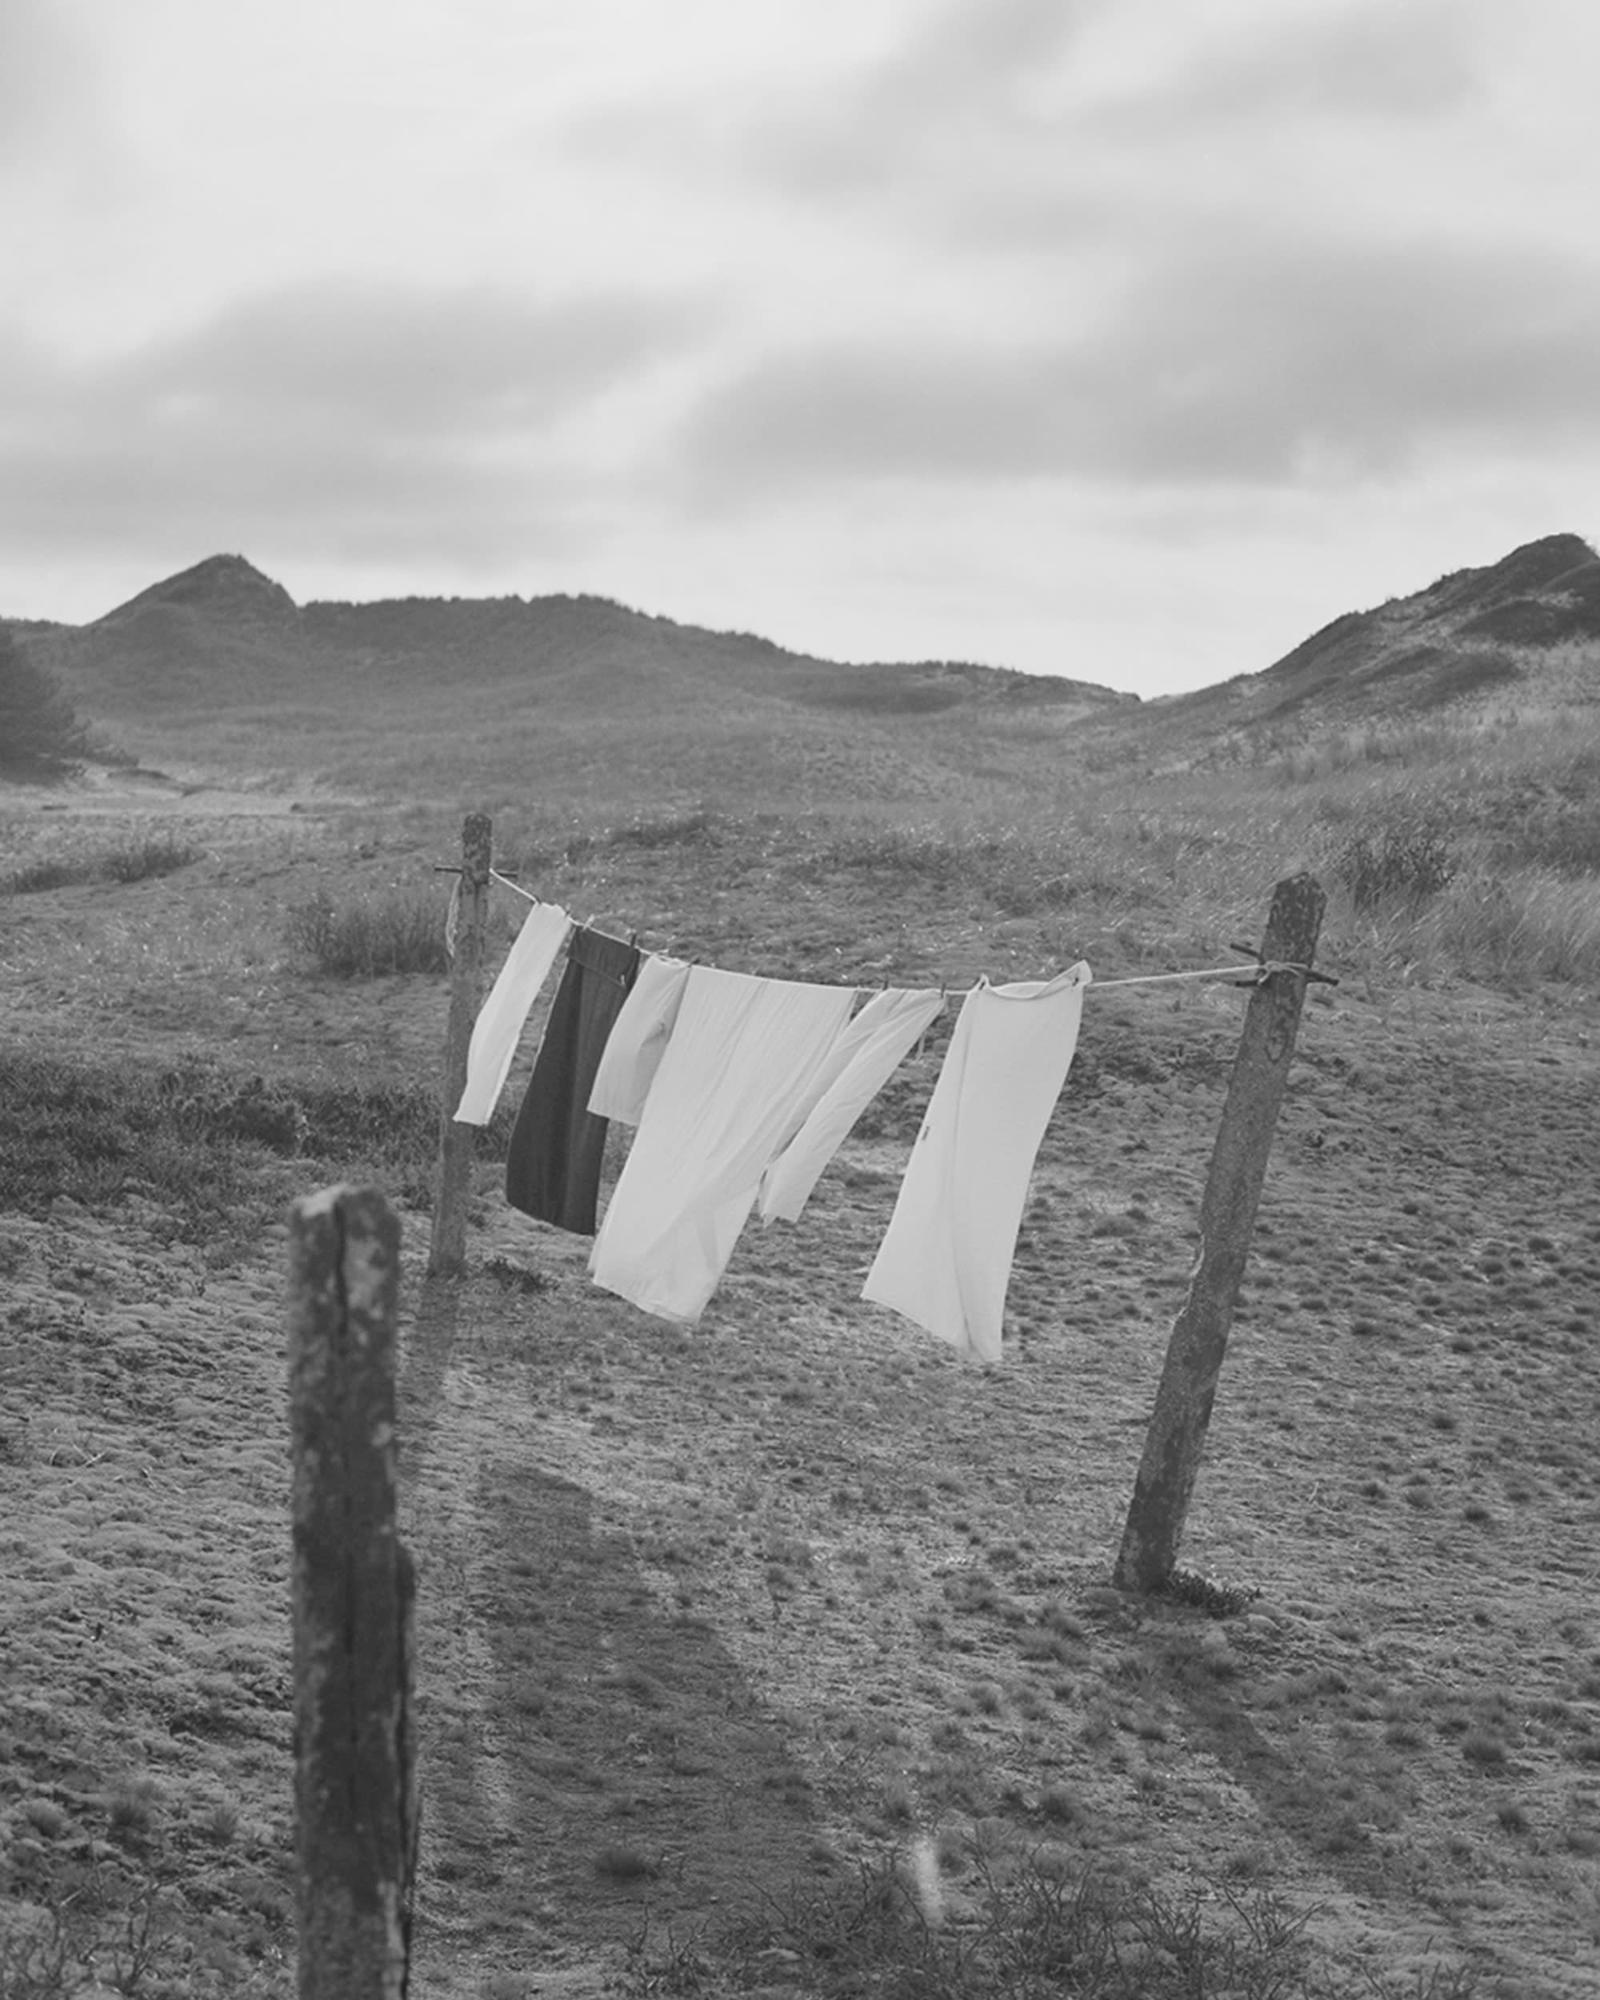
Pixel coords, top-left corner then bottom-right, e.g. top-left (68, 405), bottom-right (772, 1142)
top-left (590, 966), bottom-right (858, 1323)
top-left (757, 987), bottom-right (945, 1223)
top-left (454, 902), bottom-right (572, 1125)
top-left (586, 954), bottom-right (690, 1126)
top-left (863, 964), bottom-right (1090, 1365)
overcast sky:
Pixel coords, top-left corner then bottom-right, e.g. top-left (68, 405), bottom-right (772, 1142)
top-left (4, 0), bottom-right (1599, 695)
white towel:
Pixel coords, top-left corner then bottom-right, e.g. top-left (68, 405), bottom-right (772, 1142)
top-left (586, 953), bottom-right (691, 1126)
top-left (862, 964), bottom-right (1090, 1364)
top-left (453, 901), bottom-right (572, 1125)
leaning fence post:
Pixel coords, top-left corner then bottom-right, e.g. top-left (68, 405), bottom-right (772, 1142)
top-left (289, 1184), bottom-right (416, 2000)
top-left (1112, 872), bottom-right (1327, 1595)
top-left (428, 812), bottom-right (491, 1276)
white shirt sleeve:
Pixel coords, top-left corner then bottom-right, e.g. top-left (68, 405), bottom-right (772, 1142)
top-left (757, 987), bottom-right (945, 1223)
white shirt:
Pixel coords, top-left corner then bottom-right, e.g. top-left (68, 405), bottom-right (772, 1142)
top-left (589, 965), bottom-right (858, 1322)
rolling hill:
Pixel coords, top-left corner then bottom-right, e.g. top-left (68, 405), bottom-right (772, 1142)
top-left (7, 533), bottom-right (1599, 803)
top-left (1161, 532), bottom-right (1600, 736)
top-left (15, 555), bottom-right (1130, 806)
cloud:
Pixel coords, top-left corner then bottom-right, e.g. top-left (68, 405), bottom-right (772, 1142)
top-left (553, 0), bottom-right (1502, 320)
top-left (1117, 1), bottom-right (1484, 128)
top-left (744, 0), bottom-right (1496, 262)
top-left (564, 0), bottom-right (1097, 204)
top-left (827, 0), bottom-right (1086, 127)
top-left (127, 279), bottom-right (700, 435)
top-left (736, 0), bottom-right (1095, 200)
top-left (677, 226), bottom-right (1600, 496)
top-left (0, 278), bottom-right (706, 563)
top-left (0, 0), bottom-right (90, 164)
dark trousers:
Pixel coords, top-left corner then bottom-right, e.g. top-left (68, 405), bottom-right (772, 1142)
top-left (505, 926), bottom-right (641, 1234)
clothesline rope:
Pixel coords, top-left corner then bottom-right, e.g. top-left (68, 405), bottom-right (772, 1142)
top-left (482, 869), bottom-right (1319, 993)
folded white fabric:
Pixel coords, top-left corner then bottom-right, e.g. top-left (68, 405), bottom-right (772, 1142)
top-left (453, 901), bottom-right (572, 1125)
top-left (586, 953), bottom-right (691, 1126)
top-left (589, 965), bottom-right (858, 1322)
top-left (862, 963), bottom-right (1091, 1364)
top-left (757, 987), bottom-right (946, 1223)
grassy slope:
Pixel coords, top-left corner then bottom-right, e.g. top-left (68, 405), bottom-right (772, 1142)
top-left (26, 567), bottom-right (1126, 812)
top-left (2, 677), bottom-right (1599, 1996)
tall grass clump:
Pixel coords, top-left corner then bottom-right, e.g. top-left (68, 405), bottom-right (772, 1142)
top-left (1421, 868), bottom-right (1600, 986)
top-left (285, 887), bottom-right (449, 976)
top-left (1, 1055), bottom-right (258, 1242)
top-left (1475, 748), bottom-right (1600, 876)
top-left (0, 1053), bottom-right (444, 1245)
top-left (4, 835), bottom-right (199, 894)
top-left (5, 854), bottom-right (99, 893)
top-left (102, 834), bottom-right (201, 883)
top-left (1331, 818), bottom-right (1457, 912)
top-left (1256, 718), bottom-right (1482, 784)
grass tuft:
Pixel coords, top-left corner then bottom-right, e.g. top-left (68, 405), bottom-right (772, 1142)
top-left (284, 886), bottom-right (450, 976)
top-left (102, 834), bottom-right (203, 883)
top-left (5, 834), bottom-right (200, 894)
top-left (485, 1255), bottom-right (555, 1296)
top-left (1157, 1569), bottom-right (1263, 1619)
top-left (603, 807), bottom-right (724, 853)
top-left (623, 1848), bottom-right (1480, 1998)
top-left (0, 1052), bottom-right (442, 1250)
top-left (1332, 818), bottom-right (1457, 912)
top-left (596, 1843), bottom-right (657, 1883)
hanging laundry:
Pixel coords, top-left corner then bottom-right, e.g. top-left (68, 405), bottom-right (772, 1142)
top-left (586, 952), bottom-right (691, 1125)
top-left (505, 926), bottom-right (641, 1234)
top-left (590, 966), bottom-right (858, 1323)
top-left (453, 900), bottom-right (572, 1125)
top-left (757, 987), bottom-right (946, 1224)
top-left (862, 963), bottom-right (1091, 1365)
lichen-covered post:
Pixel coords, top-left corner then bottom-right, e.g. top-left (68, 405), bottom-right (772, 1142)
top-left (428, 812), bottom-right (491, 1276)
top-left (1113, 872), bottom-right (1326, 1595)
top-left (289, 1184), bottom-right (416, 2000)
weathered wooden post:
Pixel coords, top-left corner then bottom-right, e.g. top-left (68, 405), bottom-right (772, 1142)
top-left (1113, 872), bottom-right (1326, 1594)
top-left (428, 812), bottom-right (491, 1276)
top-left (289, 1184), bottom-right (416, 2000)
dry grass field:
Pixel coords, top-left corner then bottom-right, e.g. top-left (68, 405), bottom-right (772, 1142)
top-left (2, 661), bottom-right (1599, 1998)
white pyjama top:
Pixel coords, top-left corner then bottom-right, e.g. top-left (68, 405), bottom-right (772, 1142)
top-left (589, 965), bottom-right (858, 1323)
top-left (862, 963), bottom-right (1091, 1364)
top-left (453, 901), bottom-right (572, 1126)
top-left (586, 953), bottom-right (691, 1127)
top-left (757, 987), bottom-right (946, 1224)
